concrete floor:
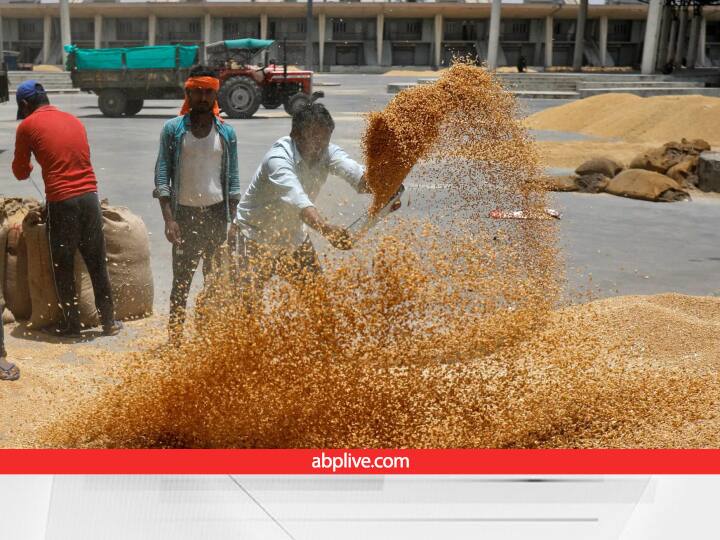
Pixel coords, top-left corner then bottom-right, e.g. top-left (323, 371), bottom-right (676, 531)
top-left (0, 73), bottom-right (718, 316)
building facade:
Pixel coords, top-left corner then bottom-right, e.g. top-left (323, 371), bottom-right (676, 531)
top-left (0, 0), bottom-right (718, 70)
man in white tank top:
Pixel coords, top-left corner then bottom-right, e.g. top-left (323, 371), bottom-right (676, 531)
top-left (153, 66), bottom-right (241, 344)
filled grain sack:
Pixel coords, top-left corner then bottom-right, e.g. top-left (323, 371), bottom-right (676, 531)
top-left (23, 203), bottom-right (153, 329)
top-left (605, 169), bottom-right (690, 202)
top-left (1, 198), bottom-right (41, 321)
top-left (629, 147), bottom-right (683, 174)
top-left (101, 204), bottom-right (154, 321)
top-left (546, 175), bottom-right (578, 192)
top-left (575, 157), bottom-right (623, 178)
top-left (666, 156), bottom-right (699, 187)
top-left (0, 220), bottom-right (15, 326)
top-left (4, 210), bottom-right (32, 320)
top-left (24, 212), bottom-right (96, 329)
top-left (576, 173), bottom-right (609, 194)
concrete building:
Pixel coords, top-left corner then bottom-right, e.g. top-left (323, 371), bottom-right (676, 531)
top-left (0, 0), bottom-right (718, 72)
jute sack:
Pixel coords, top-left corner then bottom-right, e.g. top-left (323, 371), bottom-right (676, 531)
top-left (575, 157), bottom-right (623, 178)
top-left (547, 175), bottom-right (578, 192)
top-left (101, 204), bottom-right (153, 321)
top-left (5, 209), bottom-right (32, 321)
top-left (24, 204), bottom-right (154, 329)
top-left (605, 169), bottom-right (690, 202)
top-left (0, 220), bottom-right (10, 325)
top-left (24, 213), bottom-right (96, 329)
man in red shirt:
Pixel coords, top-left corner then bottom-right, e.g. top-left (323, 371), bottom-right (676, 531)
top-left (12, 81), bottom-right (122, 337)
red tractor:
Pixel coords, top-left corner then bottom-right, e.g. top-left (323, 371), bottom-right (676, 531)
top-left (206, 38), bottom-right (320, 119)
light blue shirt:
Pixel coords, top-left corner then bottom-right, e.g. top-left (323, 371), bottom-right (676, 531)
top-left (236, 136), bottom-right (365, 250)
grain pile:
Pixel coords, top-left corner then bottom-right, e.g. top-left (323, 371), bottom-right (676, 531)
top-left (526, 93), bottom-right (720, 144)
top-left (32, 63), bottom-right (720, 449)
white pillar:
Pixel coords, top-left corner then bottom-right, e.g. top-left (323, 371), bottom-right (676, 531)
top-left (544, 15), bottom-right (553, 67)
top-left (675, 7), bottom-right (687, 64)
top-left (318, 12), bottom-right (326, 71)
top-left (377, 13), bottom-right (384, 66)
top-left (666, 18), bottom-right (677, 64)
top-left (698, 15), bottom-right (707, 66)
top-left (0, 14), bottom-right (4, 65)
top-left (43, 15), bottom-right (52, 64)
top-left (260, 13), bottom-right (268, 40)
top-left (433, 13), bottom-right (442, 69)
top-left (487, 0), bottom-right (501, 70)
top-left (599, 15), bottom-right (608, 67)
top-left (572, 0), bottom-right (588, 71)
top-left (148, 14), bottom-right (157, 46)
top-left (202, 13), bottom-right (211, 63)
top-left (687, 13), bottom-right (700, 67)
top-left (60, 0), bottom-right (71, 65)
top-left (656, 5), bottom-right (672, 69)
top-left (641, 0), bottom-right (663, 74)
top-left (94, 14), bottom-right (103, 49)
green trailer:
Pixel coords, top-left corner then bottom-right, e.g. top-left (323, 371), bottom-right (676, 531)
top-left (65, 44), bottom-right (199, 117)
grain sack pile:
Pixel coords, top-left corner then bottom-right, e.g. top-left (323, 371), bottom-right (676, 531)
top-left (22, 201), bottom-right (154, 329)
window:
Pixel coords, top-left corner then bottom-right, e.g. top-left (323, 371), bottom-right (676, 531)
top-left (116, 18), bottom-right (148, 41)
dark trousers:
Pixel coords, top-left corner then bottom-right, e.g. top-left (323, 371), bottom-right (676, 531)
top-left (169, 203), bottom-right (227, 330)
top-left (47, 191), bottom-right (115, 330)
top-left (235, 234), bottom-right (322, 302)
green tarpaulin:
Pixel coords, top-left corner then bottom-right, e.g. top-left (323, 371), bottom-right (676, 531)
top-left (65, 45), bottom-right (198, 70)
top-left (223, 39), bottom-right (275, 50)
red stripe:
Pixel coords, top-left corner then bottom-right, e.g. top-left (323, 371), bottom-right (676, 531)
top-left (0, 449), bottom-right (719, 474)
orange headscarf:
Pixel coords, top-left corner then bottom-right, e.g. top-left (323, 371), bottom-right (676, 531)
top-left (180, 76), bottom-right (221, 117)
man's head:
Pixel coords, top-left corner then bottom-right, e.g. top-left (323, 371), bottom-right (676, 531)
top-left (184, 66), bottom-right (220, 115)
top-left (16, 80), bottom-right (49, 120)
top-left (291, 103), bottom-right (335, 165)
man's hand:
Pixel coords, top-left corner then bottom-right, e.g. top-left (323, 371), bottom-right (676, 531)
top-left (324, 225), bottom-right (353, 251)
top-left (165, 219), bottom-right (182, 245)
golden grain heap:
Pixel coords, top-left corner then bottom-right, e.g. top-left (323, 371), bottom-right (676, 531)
top-left (38, 63), bottom-right (720, 449)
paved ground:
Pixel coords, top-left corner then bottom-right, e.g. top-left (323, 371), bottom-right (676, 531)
top-left (0, 73), bottom-right (718, 319)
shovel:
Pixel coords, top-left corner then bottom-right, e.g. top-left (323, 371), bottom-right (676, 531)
top-left (347, 185), bottom-right (405, 240)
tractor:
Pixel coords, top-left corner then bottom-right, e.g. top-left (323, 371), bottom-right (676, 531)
top-left (207, 38), bottom-right (319, 119)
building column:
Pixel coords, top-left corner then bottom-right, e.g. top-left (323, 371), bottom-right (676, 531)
top-left (60, 0), bottom-right (71, 65)
top-left (599, 15), bottom-right (608, 67)
top-left (544, 15), bottom-right (553, 67)
top-left (43, 15), bottom-right (52, 64)
top-left (260, 13), bottom-right (268, 40)
top-left (674, 7), bottom-right (687, 64)
top-left (572, 0), bottom-right (588, 71)
top-left (94, 14), bottom-right (103, 49)
top-left (656, 4), bottom-right (672, 70)
top-left (377, 13), bottom-right (384, 66)
top-left (0, 14), bottom-right (5, 64)
top-left (318, 12), bottom-right (326, 71)
top-left (641, 0), bottom-right (663, 74)
top-left (148, 14), bottom-right (157, 46)
top-left (433, 13), bottom-right (442, 69)
top-left (666, 17), bottom-right (677, 64)
top-left (687, 12), bottom-right (700, 67)
top-left (698, 14), bottom-right (707, 66)
top-left (202, 13), bottom-right (211, 63)
top-left (487, 0), bottom-right (501, 70)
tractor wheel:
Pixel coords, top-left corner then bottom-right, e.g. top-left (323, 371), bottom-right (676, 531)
top-left (218, 77), bottom-right (261, 119)
top-left (124, 99), bottom-right (144, 117)
top-left (283, 93), bottom-right (311, 116)
top-left (98, 89), bottom-right (127, 118)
